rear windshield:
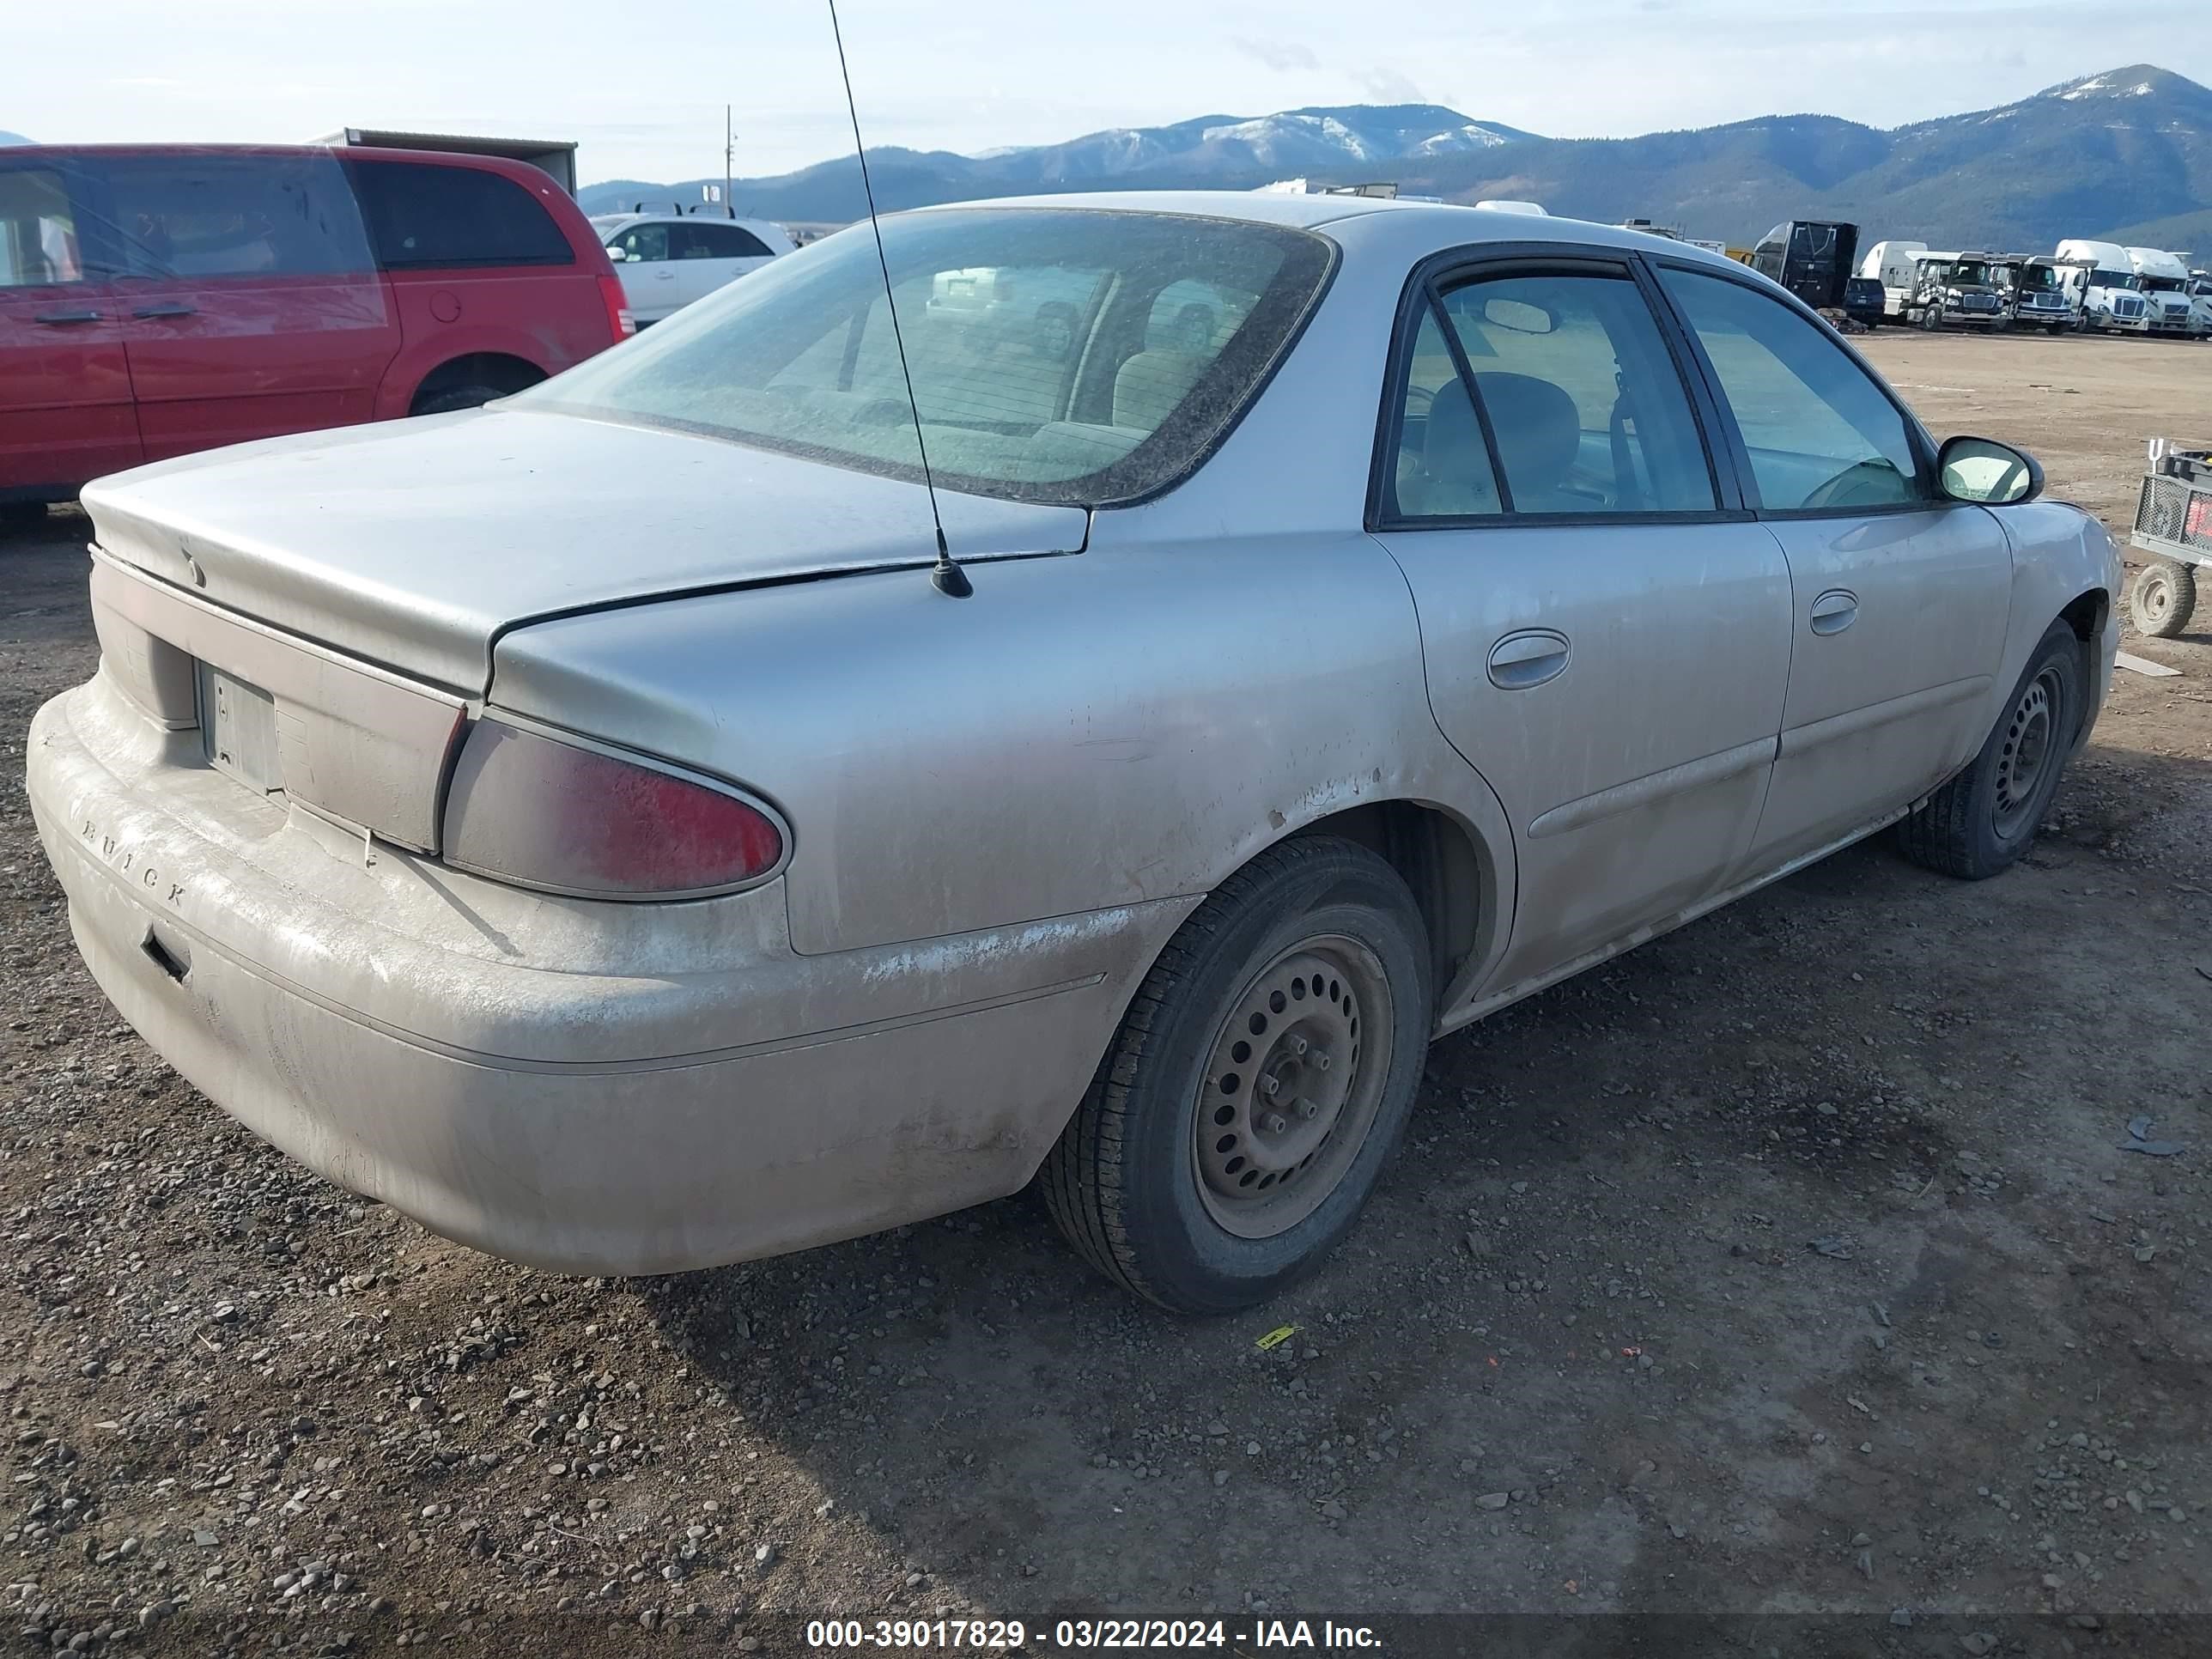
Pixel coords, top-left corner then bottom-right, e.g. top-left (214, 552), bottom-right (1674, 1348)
top-left (518, 208), bottom-right (1334, 506)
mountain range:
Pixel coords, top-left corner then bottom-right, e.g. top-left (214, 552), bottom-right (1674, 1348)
top-left (580, 65), bottom-right (2212, 252)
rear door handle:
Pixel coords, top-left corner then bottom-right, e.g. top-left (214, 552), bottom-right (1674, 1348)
top-left (131, 301), bottom-right (198, 319)
top-left (33, 308), bottom-right (102, 325)
top-left (1487, 629), bottom-right (1571, 690)
top-left (1809, 589), bottom-right (1859, 635)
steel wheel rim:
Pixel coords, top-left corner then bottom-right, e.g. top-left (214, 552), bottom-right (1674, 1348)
top-left (1191, 934), bottom-right (1393, 1240)
top-left (1992, 665), bottom-right (2061, 840)
top-left (2138, 570), bottom-right (2172, 624)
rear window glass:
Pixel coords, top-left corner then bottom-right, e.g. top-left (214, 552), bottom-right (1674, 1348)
top-left (104, 155), bottom-right (373, 277)
top-left (681, 222), bottom-right (772, 260)
top-left (517, 208), bottom-right (1334, 506)
top-left (344, 161), bottom-right (573, 270)
top-left (0, 166), bottom-right (83, 287)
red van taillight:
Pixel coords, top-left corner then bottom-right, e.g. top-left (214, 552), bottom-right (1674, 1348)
top-left (441, 720), bottom-right (785, 900)
top-left (599, 274), bottom-right (635, 340)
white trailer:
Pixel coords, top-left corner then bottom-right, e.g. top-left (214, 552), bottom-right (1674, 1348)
top-left (1857, 239), bottom-right (1928, 318)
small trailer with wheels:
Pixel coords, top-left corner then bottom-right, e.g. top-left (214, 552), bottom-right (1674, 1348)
top-left (2129, 441), bottom-right (2209, 637)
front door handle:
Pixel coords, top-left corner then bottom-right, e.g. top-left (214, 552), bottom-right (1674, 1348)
top-left (1487, 629), bottom-right (1571, 690)
top-left (131, 301), bottom-right (198, 319)
top-left (1809, 588), bottom-right (1859, 635)
top-left (33, 308), bottom-right (102, 325)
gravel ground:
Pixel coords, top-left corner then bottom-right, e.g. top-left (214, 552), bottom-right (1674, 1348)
top-left (0, 329), bottom-right (2207, 1656)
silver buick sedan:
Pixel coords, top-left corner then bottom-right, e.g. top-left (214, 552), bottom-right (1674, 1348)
top-left (27, 192), bottom-right (2119, 1312)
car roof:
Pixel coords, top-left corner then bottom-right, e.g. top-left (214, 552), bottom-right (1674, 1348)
top-left (591, 210), bottom-right (777, 228)
top-left (908, 190), bottom-right (1744, 264)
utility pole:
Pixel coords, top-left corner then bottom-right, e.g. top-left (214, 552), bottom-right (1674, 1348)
top-left (723, 104), bottom-right (734, 218)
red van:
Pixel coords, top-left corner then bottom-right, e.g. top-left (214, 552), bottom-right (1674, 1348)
top-left (0, 144), bottom-right (631, 525)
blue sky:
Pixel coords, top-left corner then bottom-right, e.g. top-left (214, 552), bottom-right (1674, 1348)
top-left (9, 1), bottom-right (2207, 184)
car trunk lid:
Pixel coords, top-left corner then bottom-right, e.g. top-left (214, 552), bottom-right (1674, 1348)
top-left (82, 406), bottom-right (1089, 694)
top-left (81, 406), bottom-right (1085, 856)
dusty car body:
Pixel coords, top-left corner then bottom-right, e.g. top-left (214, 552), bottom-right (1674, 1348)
top-left (27, 194), bottom-right (2120, 1311)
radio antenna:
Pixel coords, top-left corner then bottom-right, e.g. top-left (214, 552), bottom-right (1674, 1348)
top-left (824, 0), bottom-right (970, 599)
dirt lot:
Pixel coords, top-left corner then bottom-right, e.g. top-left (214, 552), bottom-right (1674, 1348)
top-left (0, 330), bottom-right (2207, 1656)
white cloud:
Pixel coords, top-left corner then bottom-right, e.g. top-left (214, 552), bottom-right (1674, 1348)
top-left (1231, 36), bottom-right (1322, 73)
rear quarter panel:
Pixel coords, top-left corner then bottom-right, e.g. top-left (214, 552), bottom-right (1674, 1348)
top-left (487, 533), bottom-right (1513, 967)
top-left (371, 270), bottom-right (611, 418)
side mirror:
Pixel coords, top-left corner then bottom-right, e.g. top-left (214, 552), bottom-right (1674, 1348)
top-left (605, 246), bottom-right (631, 264)
top-left (1938, 434), bottom-right (2043, 505)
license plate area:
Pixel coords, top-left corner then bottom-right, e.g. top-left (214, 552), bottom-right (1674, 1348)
top-left (196, 663), bottom-right (283, 793)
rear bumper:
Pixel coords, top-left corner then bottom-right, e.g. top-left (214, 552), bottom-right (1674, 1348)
top-left (28, 675), bottom-right (1183, 1273)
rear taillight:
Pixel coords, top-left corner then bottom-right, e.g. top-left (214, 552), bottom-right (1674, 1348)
top-left (441, 719), bottom-right (785, 900)
top-left (599, 274), bottom-right (635, 340)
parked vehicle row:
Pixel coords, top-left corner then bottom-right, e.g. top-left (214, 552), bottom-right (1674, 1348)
top-left (1839, 232), bottom-right (2209, 337)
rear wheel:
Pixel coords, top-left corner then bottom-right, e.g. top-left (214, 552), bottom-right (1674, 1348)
top-left (1040, 836), bottom-right (1432, 1313)
top-left (1896, 620), bottom-right (2084, 879)
top-left (411, 383), bottom-right (507, 416)
top-left (2130, 559), bottom-right (2196, 639)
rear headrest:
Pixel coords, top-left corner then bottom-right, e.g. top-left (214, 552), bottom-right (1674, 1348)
top-left (1424, 378), bottom-right (1486, 481)
top-left (1473, 372), bottom-right (1580, 500)
top-left (1113, 349), bottom-right (1203, 430)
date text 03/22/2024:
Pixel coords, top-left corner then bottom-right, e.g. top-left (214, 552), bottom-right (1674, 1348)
top-left (803, 1619), bottom-right (1384, 1650)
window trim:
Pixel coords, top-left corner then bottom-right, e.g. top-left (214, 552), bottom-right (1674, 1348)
top-left (610, 221), bottom-right (673, 264)
top-left (527, 205), bottom-right (1343, 510)
top-left (1366, 244), bottom-right (1751, 533)
top-left (1641, 253), bottom-right (1945, 521)
top-left (93, 152), bottom-right (380, 283)
top-left (0, 157), bottom-right (108, 288)
top-left (679, 220), bottom-right (773, 262)
top-left (340, 158), bottom-right (577, 272)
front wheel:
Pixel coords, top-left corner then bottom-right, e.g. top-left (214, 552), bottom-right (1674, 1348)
top-left (1040, 836), bottom-right (1432, 1313)
top-left (1896, 620), bottom-right (2085, 879)
top-left (2130, 559), bottom-right (2196, 638)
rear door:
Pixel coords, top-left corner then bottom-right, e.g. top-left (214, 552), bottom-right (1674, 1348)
top-left (345, 157), bottom-right (596, 368)
top-left (1651, 261), bottom-right (2012, 871)
top-left (100, 151), bottom-right (398, 459)
top-left (1370, 253), bottom-right (1794, 1001)
top-left (0, 155), bottom-right (141, 494)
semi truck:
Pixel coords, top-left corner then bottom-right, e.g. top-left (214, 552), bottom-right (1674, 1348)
top-left (2009, 254), bottom-right (2084, 331)
top-left (2122, 246), bottom-right (2203, 337)
top-left (1898, 250), bottom-right (2010, 330)
top-left (1751, 219), bottom-right (1859, 309)
top-left (2056, 239), bottom-right (2152, 332)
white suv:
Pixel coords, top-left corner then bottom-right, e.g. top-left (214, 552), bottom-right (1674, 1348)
top-left (591, 211), bottom-right (793, 326)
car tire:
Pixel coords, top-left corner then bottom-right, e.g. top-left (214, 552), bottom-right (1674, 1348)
top-left (2130, 559), bottom-right (2195, 639)
top-left (1040, 836), bottom-right (1433, 1314)
top-left (1896, 620), bottom-right (2085, 880)
top-left (411, 384), bottom-right (507, 416)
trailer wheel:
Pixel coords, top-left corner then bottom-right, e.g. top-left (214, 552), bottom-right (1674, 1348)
top-left (2131, 559), bottom-right (2196, 639)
